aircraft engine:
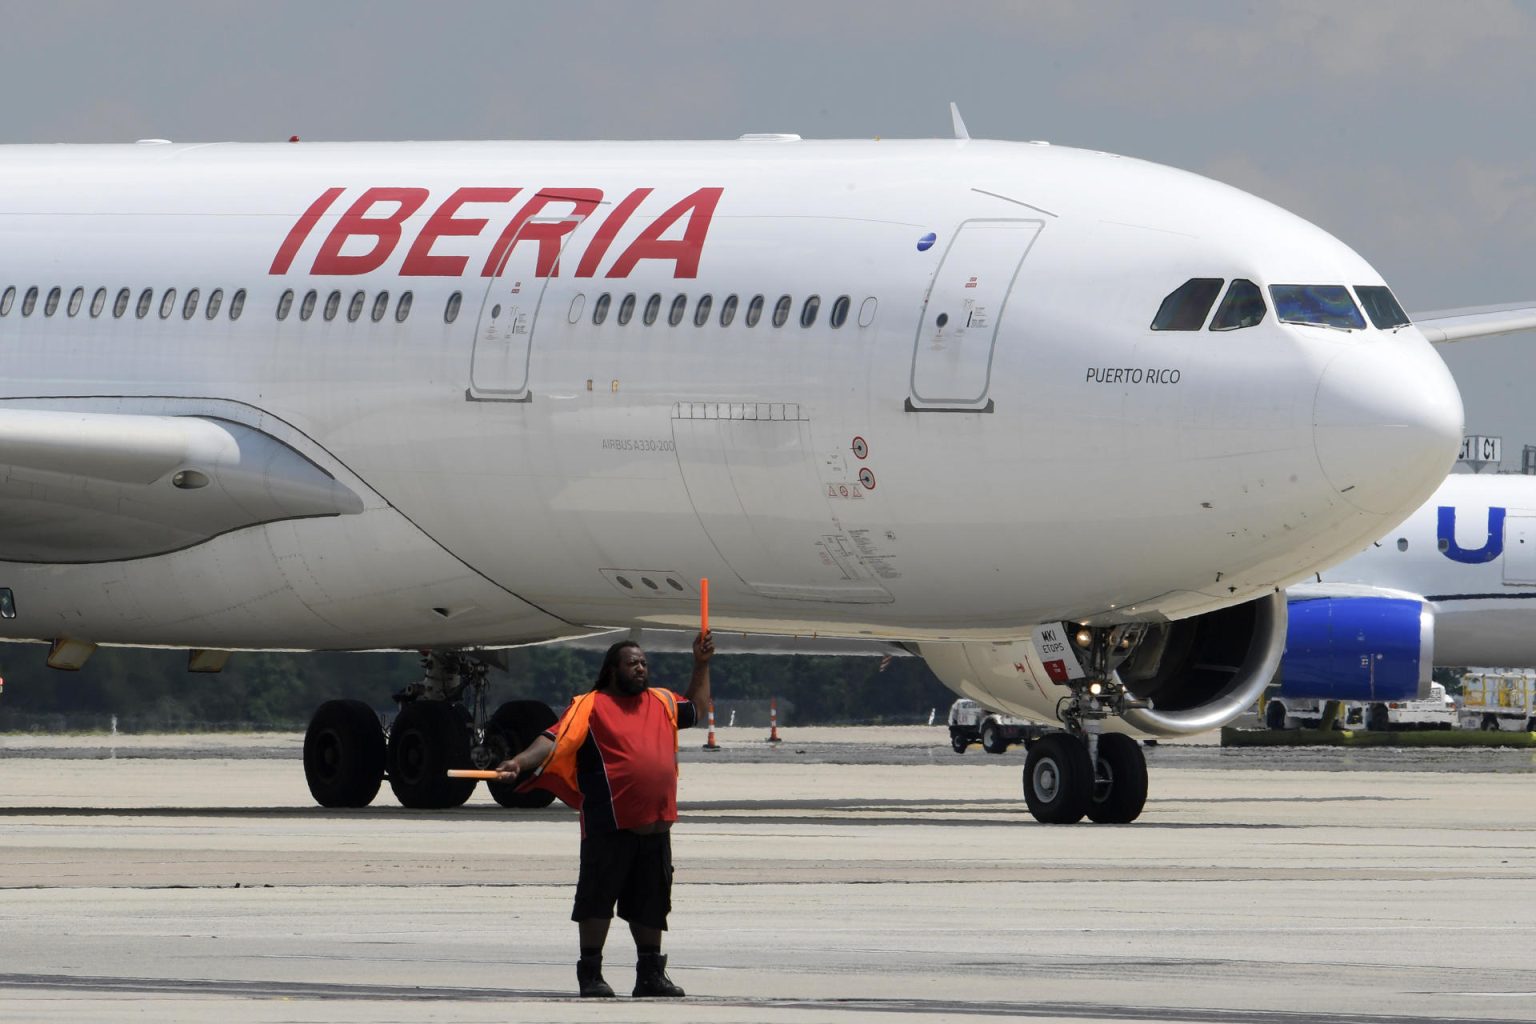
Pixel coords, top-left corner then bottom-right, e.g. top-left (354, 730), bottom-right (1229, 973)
top-left (1272, 595), bottom-right (1430, 703)
top-left (918, 592), bottom-right (1288, 737)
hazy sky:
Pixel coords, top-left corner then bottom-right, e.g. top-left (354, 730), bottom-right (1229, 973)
top-left (4, 0), bottom-right (1534, 459)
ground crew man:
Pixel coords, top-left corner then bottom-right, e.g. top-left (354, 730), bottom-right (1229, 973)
top-left (495, 632), bottom-right (712, 998)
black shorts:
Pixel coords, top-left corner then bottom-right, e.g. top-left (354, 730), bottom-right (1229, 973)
top-left (572, 829), bottom-right (674, 930)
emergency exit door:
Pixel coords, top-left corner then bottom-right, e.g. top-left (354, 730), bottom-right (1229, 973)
top-left (907, 219), bottom-right (1043, 412)
top-left (468, 216), bottom-right (582, 401)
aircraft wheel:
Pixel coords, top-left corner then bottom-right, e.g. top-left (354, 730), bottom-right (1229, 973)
top-left (1264, 700), bottom-right (1288, 730)
top-left (1085, 733), bottom-right (1148, 824)
top-left (1366, 703), bottom-right (1390, 732)
top-left (486, 700), bottom-right (559, 809)
top-left (303, 699), bottom-right (385, 808)
top-left (388, 701), bottom-right (476, 809)
top-left (981, 721), bottom-right (1008, 754)
top-left (1022, 732), bottom-right (1092, 824)
top-left (950, 732), bottom-right (969, 754)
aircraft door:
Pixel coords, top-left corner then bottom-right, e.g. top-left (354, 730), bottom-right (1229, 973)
top-left (908, 219), bottom-right (1043, 412)
top-left (468, 216), bottom-right (582, 401)
top-left (1503, 515), bottom-right (1536, 584)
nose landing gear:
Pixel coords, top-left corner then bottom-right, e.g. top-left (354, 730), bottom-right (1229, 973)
top-left (1020, 624), bottom-right (1153, 824)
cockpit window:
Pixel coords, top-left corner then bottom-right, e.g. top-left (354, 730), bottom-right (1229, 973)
top-left (1269, 285), bottom-right (1365, 330)
top-left (1209, 279), bottom-right (1266, 331)
top-left (1151, 278), bottom-right (1223, 331)
top-left (1355, 285), bottom-right (1411, 330)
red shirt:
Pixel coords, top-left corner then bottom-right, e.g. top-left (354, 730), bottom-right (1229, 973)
top-left (544, 689), bottom-right (696, 835)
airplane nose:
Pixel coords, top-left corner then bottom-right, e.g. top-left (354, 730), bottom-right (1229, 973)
top-left (1313, 339), bottom-right (1463, 515)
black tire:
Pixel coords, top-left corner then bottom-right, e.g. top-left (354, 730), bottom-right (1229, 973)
top-left (387, 701), bottom-right (477, 809)
top-left (486, 700), bottom-right (559, 809)
top-left (1482, 714), bottom-right (1500, 732)
top-left (950, 730), bottom-right (969, 754)
top-left (1366, 703), bottom-right (1390, 732)
top-left (1085, 733), bottom-right (1148, 824)
top-left (980, 721), bottom-right (1008, 754)
top-left (1526, 717), bottom-right (1536, 733)
top-left (303, 699), bottom-right (385, 808)
top-left (1022, 732), bottom-right (1092, 824)
top-left (1264, 700), bottom-right (1287, 730)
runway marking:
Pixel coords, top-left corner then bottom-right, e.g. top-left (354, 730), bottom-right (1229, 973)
top-left (0, 973), bottom-right (1523, 1022)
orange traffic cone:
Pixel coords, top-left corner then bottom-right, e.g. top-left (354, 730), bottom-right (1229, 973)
top-left (766, 696), bottom-right (783, 743)
top-left (702, 702), bottom-right (721, 751)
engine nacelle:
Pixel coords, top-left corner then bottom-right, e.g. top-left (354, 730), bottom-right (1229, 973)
top-left (1277, 596), bottom-right (1430, 702)
top-left (917, 591), bottom-right (1288, 738)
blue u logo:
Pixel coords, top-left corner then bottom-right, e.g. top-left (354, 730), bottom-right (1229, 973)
top-left (1437, 505), bottom-right (1505, 563)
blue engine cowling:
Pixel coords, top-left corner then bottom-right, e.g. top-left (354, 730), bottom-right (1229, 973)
top-left (1279, 596), bottom-right (1430, 701)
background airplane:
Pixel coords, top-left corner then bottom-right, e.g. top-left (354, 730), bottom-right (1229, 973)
top-left (1269, 472), bottom-right (1536, 721)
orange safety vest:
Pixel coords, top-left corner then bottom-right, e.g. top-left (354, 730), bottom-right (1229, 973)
top-left (523, 687), bottom-right (679, 810)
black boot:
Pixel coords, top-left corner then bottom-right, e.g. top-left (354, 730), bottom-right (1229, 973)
top-left (633, 952), bottom-right (684, 997)
top-left (576, 954), bottom-right (615, 997)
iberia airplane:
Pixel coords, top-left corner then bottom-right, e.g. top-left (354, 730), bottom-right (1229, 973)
top-left (0, 122), bottom-right (1522, 824)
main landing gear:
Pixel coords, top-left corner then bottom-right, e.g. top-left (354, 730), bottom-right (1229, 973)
top-left (301, 649), bottom-right (557, 810)
top-left (1020, 624), bottom-right (1153, 825)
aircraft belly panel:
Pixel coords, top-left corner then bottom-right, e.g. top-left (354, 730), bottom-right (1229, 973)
top-left (672, 402), bottom-right (891, 603)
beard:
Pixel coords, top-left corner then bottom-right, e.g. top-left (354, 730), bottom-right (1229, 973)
top-left (614, 674), bottom-right (647, 696)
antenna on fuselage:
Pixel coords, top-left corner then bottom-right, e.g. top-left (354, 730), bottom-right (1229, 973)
top-left (949, 102), bottom-right (970, 141)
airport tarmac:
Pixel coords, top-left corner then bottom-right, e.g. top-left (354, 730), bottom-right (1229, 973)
top-left (2, 727), bottom-right (1534, 1023)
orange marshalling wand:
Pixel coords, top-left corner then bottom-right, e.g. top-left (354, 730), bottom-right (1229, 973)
top-left (700, 577), bottom-right (710, 634)
top-left (445, 769), bottom-right (502, 780)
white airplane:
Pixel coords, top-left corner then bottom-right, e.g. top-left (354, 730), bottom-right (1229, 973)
top-left (1268, 473), bottom-right (1536, 726)
top-left (0, 118), bottom-right (1521, 824)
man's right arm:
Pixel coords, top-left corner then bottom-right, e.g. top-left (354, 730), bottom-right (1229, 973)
top-left (494, 734), bottom-right (554, 782)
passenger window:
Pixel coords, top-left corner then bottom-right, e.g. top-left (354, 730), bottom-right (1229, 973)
top-left (1269, 284), bottom-right (1366, 330)
top-left (113, 288), bottom-right (130, 318)
top-left (229, 288), bottom-right (246, 320)
top-left (1151, 278), bottom-right (1223, 331)
top-left (67, 287), bottom-right (84, 317)
top-left (719, 294), bottom-right (738, 327)
top-left (371, 291), bottom-right (389, 322)
top-left (829, 295), bottom-right (850, 328)
top-left (90, 287), bottom-right (107, 318)
top-left (444, 290), bottom-right (462, 324)
top-left (159, 289), bottom-right (177, 319)
top-left (567, 294), bottom-right (585, 324)
top-left (347, 290), bottom-right (365, 322)
top-left (1355, 285), bottom-right (1411, 330)
top-left (693, 295), bottom-right (713, 326)
top-left (592, 293), bottom-right (611, 325)
top-left (299, 289), bottom-right (317, 321)
top-left (772, 295), bottom-right (792, 327)
top-left (746, 294), bottom-right (764, 327)
top-left (0, 286), bottom-right (13, 316)
top-left (324, 290), bottom-right (341, 321)
top-left (617, 293), bottom-right (636, 325)
top-left (205, 289), bottom-right (223, 319)
top-left (1209, 279), bottom-right (1266, 331)
top-left (21, 287), bottom-right (37, 316)
top-left (800, 295), bottom-right (821, 328)
top-left (182, 288), bottom-right (199, 320)
top-left (136, 288), bottom-right (154, 319)
top-left (395, 291), bottom-right (412, 323)
top-left (668, 294), bottom-right (687, 326)
top-left (858, 296), bottom-right (878, 327)
top-left (44, 287), bottom-right (61, 316)
top-left (643, 293), bottom-right (662, 326)
top-left (276, 289), bottom-right (294, 321)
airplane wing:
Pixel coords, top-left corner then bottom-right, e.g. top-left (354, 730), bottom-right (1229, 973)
top-left (1410, 302), bottom-right (1536, 345)
top-left (0, 408), bottom-right (364, 563)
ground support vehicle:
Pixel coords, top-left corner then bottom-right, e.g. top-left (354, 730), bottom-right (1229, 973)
top-left (1459, 670), bottom-right (1536, 732)
top-left (1262, 682), bottom-right (1457, 731)
top-left (947, 698), bottom-right (1050, 753)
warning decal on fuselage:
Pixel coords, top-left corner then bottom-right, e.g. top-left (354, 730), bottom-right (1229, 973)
top-left (1031, 623), bottom-right (1084, 685)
